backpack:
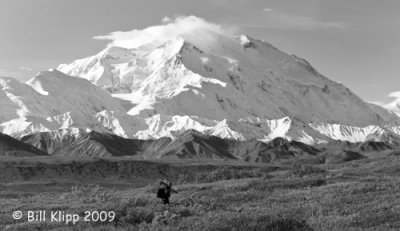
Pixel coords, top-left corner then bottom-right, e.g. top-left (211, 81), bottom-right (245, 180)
top-left (156, 187), bottom-right (165, 198)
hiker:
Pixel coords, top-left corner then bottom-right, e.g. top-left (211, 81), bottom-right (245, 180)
top-left (157, 181), bottom-right (178, 205)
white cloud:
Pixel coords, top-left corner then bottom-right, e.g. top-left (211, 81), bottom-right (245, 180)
top-left (161, 17), bottom-right (172, 24)
top-left (371, 91), bottom-right (400, 109)
top-left (383, 91), bottom-right (400, 116)
top-left (19, 67), bottom-right (32, 71)
top-left (93, 15), bottom-right (237, 49)
top-left (263, 8), bottom-right (273, 12)
top-left (388, 91), bottom-right (400, 99)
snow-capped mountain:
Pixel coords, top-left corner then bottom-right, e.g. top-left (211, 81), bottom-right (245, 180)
top-left (0, 70), bottom-right (126, 137)
top-left (58, 32), bottom-right (397, 127)
top-left (1, 16), bottom-right (400, 147)
top-left (382, 97), bottom-right (400, 118)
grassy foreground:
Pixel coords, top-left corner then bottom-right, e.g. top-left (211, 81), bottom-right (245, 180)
top-left (1, 155), bottom-right (400, 230)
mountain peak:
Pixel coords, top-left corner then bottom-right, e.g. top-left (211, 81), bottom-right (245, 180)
top-left (237, 35), bottom-right (258, 49)
top-left (56, 25), bottom-right (398, 128)
top-left (2, 17), bottom-right (400, 145)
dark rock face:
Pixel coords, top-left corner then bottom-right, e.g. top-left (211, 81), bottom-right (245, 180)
top-left (0, 133), bottom-right (48, 157)
top-left (21, 130), bottom-right (322, 163)
top-left (20, 129), bottom-right (400, 163)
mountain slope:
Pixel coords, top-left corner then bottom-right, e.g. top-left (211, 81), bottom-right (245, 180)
top-left (0, 133), bottom-right (48, 156)
top-left (20, 128), bottom-right (87, 155)
top-left (227, 137), bottom-right (320, 163)
top-left (22, 129), bottom-right (324, 163)
top-left (0, 70), bottom-right (126, 137)
top-left (58, 26), bottom-right (398, 128)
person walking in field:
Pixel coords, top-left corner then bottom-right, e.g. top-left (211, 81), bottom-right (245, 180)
top-left (157, 181), bottom-right (178, 205)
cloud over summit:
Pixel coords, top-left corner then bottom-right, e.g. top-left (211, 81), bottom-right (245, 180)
top-left (93, 16), bottom-right (236, 49)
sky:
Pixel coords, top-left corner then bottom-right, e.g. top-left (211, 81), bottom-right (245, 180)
top-left (0, 0), bottom-right (399, 104)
